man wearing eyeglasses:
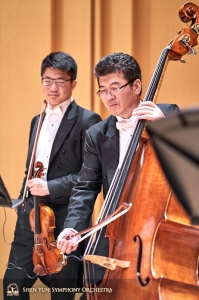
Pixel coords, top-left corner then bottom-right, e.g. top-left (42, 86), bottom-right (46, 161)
top-left (57, 52), bottom-right (180, 297)
top-left (3, 52), bottom-right (102, 300)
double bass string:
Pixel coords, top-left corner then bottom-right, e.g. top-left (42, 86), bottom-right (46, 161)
top-left (143, 46), bottom-right (171, 103)
top-left (84, 121), bottom-right (138, 255)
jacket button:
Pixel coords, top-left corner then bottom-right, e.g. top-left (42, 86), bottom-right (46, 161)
top-left (58, 164), bottom-right (63, 168)
top-left (61, 149), bottom-right (65, 154)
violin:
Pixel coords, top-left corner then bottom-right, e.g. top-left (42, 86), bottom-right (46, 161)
top-left (23, 99), bottom-right (66, 276)
top-left (82, 3), bottom-right (199, 300)
top-left (29, 161), bottom-right (67, 276)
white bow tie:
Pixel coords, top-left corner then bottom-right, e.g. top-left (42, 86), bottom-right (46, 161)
top-left (116, 119), bottom-right (137, 130)
top-left (45, 106), bottom-right (62, 116)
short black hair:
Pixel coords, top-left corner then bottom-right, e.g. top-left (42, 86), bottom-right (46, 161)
top-left (41, 52), bottom-right (77, 80)
top-left (94, 52), bottom-right (142, 84)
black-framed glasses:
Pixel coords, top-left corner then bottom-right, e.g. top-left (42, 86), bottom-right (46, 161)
top-left (96, 79), bottom-right (134, 99)
top-left (41, 77), bottom-right (72, 87)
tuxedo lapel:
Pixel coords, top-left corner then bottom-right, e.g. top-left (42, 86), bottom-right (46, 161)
top-left (99, 116), bottom-right (119, 186)
top-left (49, 101), bottom-right (78, 166)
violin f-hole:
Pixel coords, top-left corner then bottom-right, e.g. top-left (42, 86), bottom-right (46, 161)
top-left (133, 235), bottom-right (150, 287)
top-left (43, 237), bottom-right (52, 251)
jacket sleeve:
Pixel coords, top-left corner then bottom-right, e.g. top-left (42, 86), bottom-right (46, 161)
top-left (63, 129), bottom-right (102, 231)
top-left (157, 103), bottom-right (181, 116)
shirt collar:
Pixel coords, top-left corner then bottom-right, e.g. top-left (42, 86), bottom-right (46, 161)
top-left (47, 97), bottom-right (73, 115)
top-left (116, 114), bottom-right (136, 123)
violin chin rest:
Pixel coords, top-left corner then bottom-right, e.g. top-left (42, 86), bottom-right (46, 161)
top-left (33, 264), bottom-right (47, 276)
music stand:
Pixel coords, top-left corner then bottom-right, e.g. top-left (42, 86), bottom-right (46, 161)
top-left (0, 175), bottom-right (23, 208)
top-left (146, 107), bottom-right (199, 225)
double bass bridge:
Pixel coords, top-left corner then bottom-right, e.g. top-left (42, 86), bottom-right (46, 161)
top-left (84, 255), bottom-right (130, 270)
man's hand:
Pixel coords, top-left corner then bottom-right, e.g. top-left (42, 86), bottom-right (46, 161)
top-left (26, 178), bottom-right (50, 196)
top-left (57, 228), bottom-right (80, 254)
top-left (132, 102), bottom-right (165, 121)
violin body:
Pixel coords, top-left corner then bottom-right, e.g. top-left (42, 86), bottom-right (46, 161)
top-left (29, 203), bottom-right (67, 276)
top-left (94, 131), bottom-right (199, 299)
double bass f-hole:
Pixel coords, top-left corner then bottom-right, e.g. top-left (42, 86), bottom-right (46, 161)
top-left (133, 235), bottom-right (150, 287)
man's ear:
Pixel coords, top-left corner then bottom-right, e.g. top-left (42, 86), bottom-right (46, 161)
top-left (133, 79), bottom-right (142, 95)
top-left (71, 80), bottom-right (77, 90)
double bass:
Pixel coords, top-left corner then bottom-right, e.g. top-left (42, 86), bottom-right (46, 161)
top-left (82, 3), bottom-right (199, 299)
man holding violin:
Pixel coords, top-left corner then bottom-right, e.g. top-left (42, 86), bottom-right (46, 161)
top-left (57, 52), bottom-right (180, 297)
top-left (3, 51), bottom-right (101, 300)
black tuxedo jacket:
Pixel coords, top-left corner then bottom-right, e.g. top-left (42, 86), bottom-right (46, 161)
top-left (64, 103), bottom-right (180, 231)
top-left (19, 100), bottom-right (102, 206)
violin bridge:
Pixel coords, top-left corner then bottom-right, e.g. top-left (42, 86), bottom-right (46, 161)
top-left (84, 255), bottom-right (130, 270)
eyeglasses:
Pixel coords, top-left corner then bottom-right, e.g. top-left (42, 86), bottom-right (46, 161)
top-left (41, 77), bottom-right (72, 87)
top-left (96, 79), bottom-right (134, 99)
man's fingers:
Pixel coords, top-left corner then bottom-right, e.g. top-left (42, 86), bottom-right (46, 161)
top-left (57, 239), bottom-right (78, 254)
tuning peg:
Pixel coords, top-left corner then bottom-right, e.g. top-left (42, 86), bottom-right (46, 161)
top-left (187, 46), bottom-right (197, 55)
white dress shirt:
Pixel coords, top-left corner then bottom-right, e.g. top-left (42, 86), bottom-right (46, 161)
top-left (35, 98), bottom-right (73, 180)
top-left (116, 115), bottom-right (138, 165)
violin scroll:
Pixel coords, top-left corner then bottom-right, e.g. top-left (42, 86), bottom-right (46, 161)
top-left (34, 161), bottom-right (46, 179)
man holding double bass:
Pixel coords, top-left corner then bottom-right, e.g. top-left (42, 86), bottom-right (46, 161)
top-left (3, 51), bottom-right (102, 300)
top-left (57, 52), bottom-right (180, 297)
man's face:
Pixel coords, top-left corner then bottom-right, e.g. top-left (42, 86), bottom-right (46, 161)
top-left (98, 72), bottom-right (141, 119)
top-left (42, 67), bottom-right (77, 107)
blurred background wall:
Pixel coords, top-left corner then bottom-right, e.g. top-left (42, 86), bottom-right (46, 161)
top-left (0, 0), bottom-right (199, 298)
